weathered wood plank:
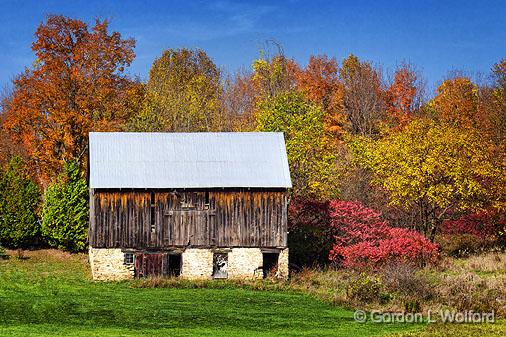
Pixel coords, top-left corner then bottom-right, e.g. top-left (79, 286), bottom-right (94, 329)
top-left (89, 189), bottom-right (288, 249)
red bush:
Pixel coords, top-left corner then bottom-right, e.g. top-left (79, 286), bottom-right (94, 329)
top-left (287, 197), bottom-right (334, 267)
top-left (438, 211), bottom-right (505, 255)
top-left (328, 201), bottom-right (439, 268)
top-left (440, 211), bottom-right (500, 238)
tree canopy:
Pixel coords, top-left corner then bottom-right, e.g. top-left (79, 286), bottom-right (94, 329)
top-left (256, 91), bottom-right (339, 199)
top-left (1, 14), bottom-right (506, 256)
top-left (3, 15), bottom-right (142, 182)
top-left (351, 118), bottom-right (505, 240)
top-left (129, 48), bottom-right (227, 132)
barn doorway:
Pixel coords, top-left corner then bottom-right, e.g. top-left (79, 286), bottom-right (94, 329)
top-left (262, 253), bottom-right (279, 278)
top-left (166, 254), bottom-right (182, 277)
top-left (135, 252), bottom-right (164, 278)
top-left (134, 252), bottom-right (181, 278)
top-left (212, 253), bottom-right (228, 279)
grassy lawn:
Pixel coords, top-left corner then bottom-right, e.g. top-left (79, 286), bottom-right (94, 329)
top-left (0, 250), bottom-right (503, 336)
top-left (0, 250), bottom-right (415, 337)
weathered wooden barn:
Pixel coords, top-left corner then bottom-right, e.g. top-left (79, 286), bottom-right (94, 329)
top-left (88, 132), bottom-right (291, 280)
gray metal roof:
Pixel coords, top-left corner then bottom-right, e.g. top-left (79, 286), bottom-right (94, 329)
top-left (89, 132), bottom-right (292, 189)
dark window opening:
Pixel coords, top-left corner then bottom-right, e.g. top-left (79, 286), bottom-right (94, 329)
top-left (166, 254), bottom-right (182, 277)
top-left (213, 253), bottom-right (228, 279)
top-left (262, 253), bottom-right (279, 278)
top-left (150, 191), bottom-right (156, 233)
top-left (124, 252), bottom-right (134, 265)
top-left (204, 191), bottom-right (210, 210)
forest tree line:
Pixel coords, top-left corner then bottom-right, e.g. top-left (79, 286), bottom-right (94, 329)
top-left (0, 16), bottom-right (505, 266)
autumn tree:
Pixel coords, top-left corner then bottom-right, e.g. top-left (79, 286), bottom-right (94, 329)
top-left (430, 77), bottom-right (480, 128)
top-left (221, 71), bottom-right (257, 131)
top-left (339, 54), bottom-right (385, 137)
top-left (351, 118), bottom-right (505, 241)
top-left (3, 15), bottom-right (142, 182)
top-left (251, 44), bottom-right (298, 101)
top-left (256, 91), bottom-right (339, 199)
top-left (0, 92), bottom-right (26, 167)
top-left (294, 55), bottom-right (345, 138)
top-left (219, 45), bottom-right (300, 134)
top-left (491, 60), bottom-right (506, 148)
top-left (384, 64), bottom-right (424, 128)
top-left (129, 48), bottom-right (228, 132)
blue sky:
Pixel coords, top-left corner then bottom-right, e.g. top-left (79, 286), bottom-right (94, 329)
top-left (1, 0), bottom-right (505, 93)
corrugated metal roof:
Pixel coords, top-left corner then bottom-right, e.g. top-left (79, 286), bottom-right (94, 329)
top-left (89, 132), bottom-right (292, 189)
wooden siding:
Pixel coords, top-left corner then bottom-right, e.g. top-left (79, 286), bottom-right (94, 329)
top-left (89, 190), bottom-right (288, 249)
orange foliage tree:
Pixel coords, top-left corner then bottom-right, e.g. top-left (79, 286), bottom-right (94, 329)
top-left (0, 93), bottom-right (26, 166)
top-left (385, 65), bottom-right (418, 127)
top-left (431, 77), bottom-right (479, 128)
top-left (491, 60), bottom-right (506, 148)
top-left (4, 15), bottom-right (143, 183)
top-left (294, 55), bottom-right (345, 139)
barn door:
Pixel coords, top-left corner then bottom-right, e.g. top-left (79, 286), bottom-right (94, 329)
top-left (134, 252), bottom-right (167, 278)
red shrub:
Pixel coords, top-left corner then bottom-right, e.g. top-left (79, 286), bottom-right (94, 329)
top-left (288, 197), bottom-right (331, 231)
top-left (438, 211), bottom-right (505, 255)
top-left (440, 211), bottom-right (499, 238)
top-left (328, 201), bottom-right (439, 268)
top-left (287, 197), bottom-right (334, 267)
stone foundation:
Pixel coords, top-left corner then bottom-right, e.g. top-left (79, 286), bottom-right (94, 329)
top-left (180, 248), bottom-right (289, 280)
top-left (89, 248), bottom-right (134, 281)
top-left (180, 248), bottom-right (214, 279)
top-left (276, 248), bottom-right (289, 279)
top-left (89, 247), bottom-right (289, 281)
top-left (227, 248), bottom-right (264, 279)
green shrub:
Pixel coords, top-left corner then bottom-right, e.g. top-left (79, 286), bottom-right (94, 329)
top-left (41, 161), bottom-right (88, 252)
top-left (0, 156), bottom-right (41, 247)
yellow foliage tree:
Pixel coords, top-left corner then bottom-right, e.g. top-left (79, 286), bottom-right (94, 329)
top-left (129, 48), bottom-right (228, 132)
top-left (256, 91), bottom-right (339, 199)
top-left (351, 118), bottom-right (506, 241)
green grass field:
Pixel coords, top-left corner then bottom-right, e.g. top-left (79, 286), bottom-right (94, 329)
top-left (0, 250), bottom-right (503, 337)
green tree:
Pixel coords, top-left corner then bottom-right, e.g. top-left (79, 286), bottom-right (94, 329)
top-left (41, 161), bottom-right (88, 252)
top-left (351, 118), bottom-right (505, 241)
top-left (0, 156), bottom-right (41, 247)
top-left (257, 91), bottom-right (339, 199)
top-left (129, 48), bottom-right (227, 132)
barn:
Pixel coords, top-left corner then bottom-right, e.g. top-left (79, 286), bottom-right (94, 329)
top-left (88, 132), bottom-right (292, 281)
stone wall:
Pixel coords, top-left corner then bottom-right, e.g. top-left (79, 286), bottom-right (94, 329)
top-left (276, 248), bottom-right (289, 279)
top-left (180, 248), bottom-right (214, 279)
top-left (89, 247), bottom-right (289, 281)
top-left (89, 248), bottom-right (134, 281)
top-left (228, 248), bottom-right (264, 279)
top-left (180, 248), bottom-right (289, 280)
